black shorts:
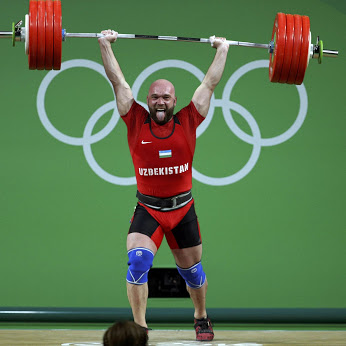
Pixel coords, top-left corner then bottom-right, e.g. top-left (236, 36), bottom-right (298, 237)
top-left (129, 201), bottom-right (201, 250)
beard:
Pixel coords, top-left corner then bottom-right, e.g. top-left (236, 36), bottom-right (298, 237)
top-left (148, 105), bottom-right (175, 125)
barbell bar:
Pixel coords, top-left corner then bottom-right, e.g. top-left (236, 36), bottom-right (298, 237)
top-left (1, 0), bottom-right (338, 85)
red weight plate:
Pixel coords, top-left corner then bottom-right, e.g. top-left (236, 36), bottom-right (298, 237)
top-left (28, 0), bottom-right (38, 70)
top-left (295, 16), bottom-right (310, 85)
top-left (279, 14), bottom-right (294, 83)
top-left (45, 0), bottom-right (54, 69)
top-left (287, 15), bottom-right (302, 84)
top-left (53, 0), bottom-right (62, 70)
top-left (36, 0), bottom-right (46, 70)
top-left (269, 13), bottom-right (286, 83)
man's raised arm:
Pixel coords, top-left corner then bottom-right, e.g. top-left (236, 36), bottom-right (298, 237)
top-left (192, 37), bottom-right (230, 117)
top-left (98, 30), bottom-right (134, 115)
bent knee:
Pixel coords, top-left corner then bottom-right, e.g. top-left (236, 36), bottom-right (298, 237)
top-left (127, 247), bottom-right (154, 285)
top-left (177, 261), bottom-right (206, 289)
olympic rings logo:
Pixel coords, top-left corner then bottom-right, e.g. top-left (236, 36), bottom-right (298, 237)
top-left (37, 59), bottom-right (308, 186)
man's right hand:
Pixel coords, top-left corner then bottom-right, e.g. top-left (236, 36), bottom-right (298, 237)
top-left (98, 30), bottom-right (118, 44)
top-left (209, 36), bottom-right (229, 52)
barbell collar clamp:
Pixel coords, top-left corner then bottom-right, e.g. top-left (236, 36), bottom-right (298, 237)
top-left (268, 40), bottom-right (274, 54)
top-left (15, 20), bottom-right (23, 29)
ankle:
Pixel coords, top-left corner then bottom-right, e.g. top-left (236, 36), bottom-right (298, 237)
top-left (194, 314), bottom-right (207, 320)
top-left (134, 320), bottom-right (148, 328)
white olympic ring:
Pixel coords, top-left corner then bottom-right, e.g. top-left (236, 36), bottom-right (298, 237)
top-left (36, 58), bottom-right (308, 186)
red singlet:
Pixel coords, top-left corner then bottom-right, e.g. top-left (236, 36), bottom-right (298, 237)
top-left (121, 101), bottom-right (205, 198)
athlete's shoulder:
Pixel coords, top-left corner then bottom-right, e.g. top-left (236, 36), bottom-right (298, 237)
top-left (122, 100), bottom-right (148, 118)
top-left (176, 101), bottom-right (205, 127)
top-left (121, 101), bottom-right (149, 129)
top-left (176, 101), bottom-right (194, 115)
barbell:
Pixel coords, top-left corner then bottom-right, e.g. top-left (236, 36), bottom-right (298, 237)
top-left (1, 0), bottom-right (338, 85)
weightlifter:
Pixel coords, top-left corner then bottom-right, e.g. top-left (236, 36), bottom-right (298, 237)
top-left (98, 29), bottom-right (229, 342)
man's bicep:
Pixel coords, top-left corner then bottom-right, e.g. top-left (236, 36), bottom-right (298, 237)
top-left (114, 82), bottom-right (135, 116)
top-left (192, 83), bottom-right (213, 117)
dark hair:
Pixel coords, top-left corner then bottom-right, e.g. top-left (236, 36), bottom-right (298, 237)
top-left (103, 321), bottom-right (148, 346)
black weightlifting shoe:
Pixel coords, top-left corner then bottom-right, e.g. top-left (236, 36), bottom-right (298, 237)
top-left (194, 316), bottom-right (214, 341)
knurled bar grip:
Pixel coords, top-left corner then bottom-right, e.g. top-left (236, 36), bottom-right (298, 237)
top-left (65, 32), bottom-right (270, 49)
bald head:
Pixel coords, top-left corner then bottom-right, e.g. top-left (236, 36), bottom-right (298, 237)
top-left (147, 79), bottom-right (177, 125)
top-left (148, 79), bottom-right (176, 98)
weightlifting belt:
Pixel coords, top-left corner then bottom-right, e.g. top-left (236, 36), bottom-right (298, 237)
top-left (136, 190), bottom-right (192, 211)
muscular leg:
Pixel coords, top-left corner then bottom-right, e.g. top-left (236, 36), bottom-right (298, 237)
top-left (171, 245), bottom-right (208, 319)
top-left (127, 232), bottom-right (157, 328)
top-left (186, 279), bottom-right (208, 319)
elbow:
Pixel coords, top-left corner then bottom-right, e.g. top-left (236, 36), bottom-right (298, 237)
top-left (202, 80), bottom-right (217, 94)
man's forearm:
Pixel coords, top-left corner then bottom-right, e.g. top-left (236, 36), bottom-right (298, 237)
top-left (202, 46), bottom-right (229, 90)
top-left (98, 32), bottom-right (134, 115)
top-left (191, 40), bottom-right (229, 117)
top-left (99, 39), bottom-right (129, 91)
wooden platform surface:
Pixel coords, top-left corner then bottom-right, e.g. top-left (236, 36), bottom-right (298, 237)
top-left (0, 329), bottom-right (346, 345)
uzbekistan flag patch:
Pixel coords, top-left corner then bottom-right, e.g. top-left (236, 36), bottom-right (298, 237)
top-left (159, 150), bottom-right (172, 158)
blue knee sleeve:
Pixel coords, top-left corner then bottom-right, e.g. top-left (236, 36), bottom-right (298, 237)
top-left (127, 247), bottom-right (154, 285)
top-left (177, 261), bottom-right (206, 289)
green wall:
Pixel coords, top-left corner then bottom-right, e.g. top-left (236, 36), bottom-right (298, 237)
top-left (0, 0), bottom-right (345, 311)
